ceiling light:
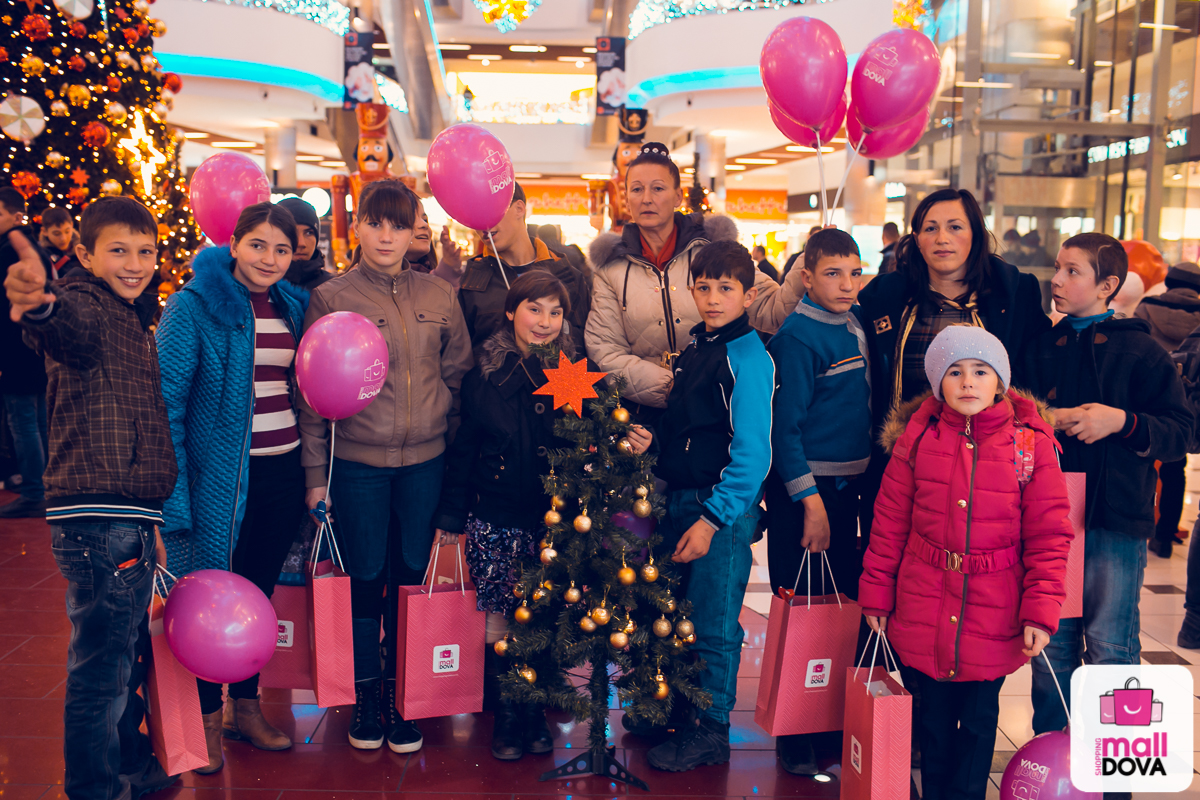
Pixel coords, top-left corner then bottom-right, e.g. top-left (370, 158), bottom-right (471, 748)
top-left (829, 137), bottom-right (848, 143)
top-left (1095, 60), bottom-right (1113, 66)
top-left (468, 54), bottom-right (500, 61)
top-left (735, 158), bottom-right (778, 165)
top-left (1140, 22), bottom-right (1185, 30)
top-left (1173, 170), bottom-right (1183, 180)
top-left (372, 42), bottom-right (390, 49)
top-left (684, 167), bottom-right (695, 173)
top-left (515, 172), bottom-right (543, 178)
top-left (582, 47), bottom-right (597, 53)
top-left (784, 145), bottom-right (834, 153)
top-left (181, 132), bottom-right (209, 139)
top-left (937, 96), bottom-right (965, 102)
top-left (1009, 51), bottom-right (1061, 59)
top-left (724, 164), bottom-right (747, 171)
top-left (295, 155), bottom-right (324, 161)
top-left (440, 43), bottom-right (471, 50)
top-left (559, 56), bottom-right (592, 63)
top-left (580, 173), bottom-right (611, 180)
top-left (955, 80), bottom-right (1014, 88)
top-left (211, 141), bottom-right (255, 148)
top-left (509, 45), bottom-right (546, 52)
top-left (319, 160), bottom-right (346, 167)
top-left (1109, 108), bottom-right (1123, 115)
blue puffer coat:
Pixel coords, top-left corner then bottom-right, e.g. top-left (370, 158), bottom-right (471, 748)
top-left (156, 246), bottom-right (308, 575)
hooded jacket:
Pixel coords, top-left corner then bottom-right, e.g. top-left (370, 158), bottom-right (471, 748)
top-left (0, 227), bottom-right (51, 394)
top-left (585, 212), bottom-right (804, 410)
top-left (1133, 286), bottom-right (1200, 352)
top-left (1015, 315), bottom-right (1193, 538)
top-left (156, 246), bottom-right (309, 573)
top-left (859, 390), bottom-right (1073, 682)
top-left (285, 253), bottom-right (334, 293)
top-left (434, 329), bottom-right (593, 533)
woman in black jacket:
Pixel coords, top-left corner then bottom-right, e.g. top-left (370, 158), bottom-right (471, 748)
top-left (434, 271), bottom-right (649, 762)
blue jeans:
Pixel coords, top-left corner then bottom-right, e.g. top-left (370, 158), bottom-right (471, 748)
top-left (1030, 527), bottom-right (1146, 734)
top-left (329, 455), bottom-right (443, 682)
top-left (662, 488), bottom-right (759, 724)
top-left (4, 392), bottom-right (47, 500)
top-left (51, 520), bottom-right (156, 800)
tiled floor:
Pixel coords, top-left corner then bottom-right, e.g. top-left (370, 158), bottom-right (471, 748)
top-left (2, 471), bottom-right (1199, 799)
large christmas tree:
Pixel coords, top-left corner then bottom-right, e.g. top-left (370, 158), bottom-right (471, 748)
top-left (496, 352), bottom-right (710, 788)
top-left (1, 0), bottom-right (201, 261)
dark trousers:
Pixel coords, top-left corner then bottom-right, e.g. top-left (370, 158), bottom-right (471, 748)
top-left (1155, 458), bottom-right (1187, 543)
top-left (197, 449), bottom-right (305, 714)
top-left (901, 666), bottom-right (1004, 800)
top-left (329, 455), bottom-right (443, 683)
top-left (764, 471), bottom-right (865, 601)
top-left (52, 520), bottom-right (156, 800)
top-left (3, 392), bottom-right (47, 500)
top-left (1188, 515), bottom-right (1200, 614)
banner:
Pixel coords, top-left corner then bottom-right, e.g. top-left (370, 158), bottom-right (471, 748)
top-left (343, 30), bottom-right (374, 109)
top-left (525, 185), bottom-right (591, 216)
top-left (725, 189), bottom-right (788, 221)
top-left (595, 37), bottom-right (626, 116)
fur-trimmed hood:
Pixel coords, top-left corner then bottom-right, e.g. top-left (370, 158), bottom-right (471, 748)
top-left (476, 327), bottom-right (578, 379)
top-left (879, 388), bottom-right (1055, 454)
top-left (185, 245), bottom-right (309, 328)
top-left (588, 212), bottom-right (738, 270)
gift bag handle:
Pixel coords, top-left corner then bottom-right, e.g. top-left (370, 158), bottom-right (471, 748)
top-left (1124, 676), bottom-right (1141, 690)
top-left (791, 549), bottom-right (843, 609)
top-left (421, 536), bottom-right (467, 598)
top-left (309, 519), bottom-right (346, 576)
top-left (152, 565), bottom-right (176, 601)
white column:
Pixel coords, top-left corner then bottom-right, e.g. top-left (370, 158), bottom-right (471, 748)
top-left (264, 124), bottom-right (297, 188)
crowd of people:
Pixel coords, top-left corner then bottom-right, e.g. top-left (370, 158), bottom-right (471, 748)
top-left (0, 137), bottom-right (1195, 800)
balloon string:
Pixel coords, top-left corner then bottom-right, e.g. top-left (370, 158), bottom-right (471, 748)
top-left (486, 231), bottom-right (510, 290)
top-left (1041, 650), bottom-right (1071, 724)
top-left (318, 419), bottom-right (346, 571)
top-left (815, 131), bottom-right (829, 227)
top-left (829, 131), bottom-right (867, 222)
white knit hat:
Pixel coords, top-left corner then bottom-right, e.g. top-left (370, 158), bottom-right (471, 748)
top-left (924, 326), bottom-right (1010, 401)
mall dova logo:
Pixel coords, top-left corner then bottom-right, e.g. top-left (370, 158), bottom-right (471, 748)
top-left (1070, 665), bottom-right (1193, 793)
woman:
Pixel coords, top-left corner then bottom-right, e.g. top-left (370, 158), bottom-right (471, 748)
top-left (407, 200), bottom-right (464, 288)
top-left (586, 142), bottom-right (805, 418)
top-left (157, 203), bottom-right (309, 774)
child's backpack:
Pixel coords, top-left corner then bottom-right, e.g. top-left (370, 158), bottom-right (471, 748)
top-left (1171, 325), bottom-right (1200, 454)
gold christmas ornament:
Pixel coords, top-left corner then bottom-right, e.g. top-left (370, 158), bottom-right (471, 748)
top-left (579, 616), bottom-right (597, 632)
top-left (539, 537), bottom-right (551, 550)
top-left (493, 638), bottom-right (509, 656)
top-left (590, 606), bottom-right (611, 625)
top-left (635, 485), bottom-right (649, 498)
top-left (617, 566), bottom-right (636, 585)
top-left (633, 498), bottom-right (652, 518)
top-left (652, 616), bottom-right (672, 637)
top-left (152, 102), bottom-right (168, 118)
top-left (50, 100), bottom-right (68, 116)
top-left (676, 619), bottom-right (695, 638)
top-left (532, 588), bottom-right (546, 601)
top-left (542, 580), bottom-right (555, 590)
top-left (654, 674), bottom-right (670, 700)
top-left (622, 618), bottom-right (637, 634)
top-left (640, 562), bottom-right (659, 582)
top-left (683, 633), bottom-right (697, 645)
top-left (67, 85), bottom-right (91, 107)
top-left (105, 101), bottom-right (127, 124)
top-left (564, 583), bottom-right (582, 604)
top-left (612, 405), bottom-right (630, 424)
top-left (150, 18), bottom-right (167, 36)
top-left (513, 584), bottom-right (525, 598)
top-left (664, 596), bottom-right (677, 613)
top-left (573, 513), bottom-right (592, 533)
top-left (46, 151), bottom-right (64, 168)
top-left (514, 603), bottom-right (532, 624)
top-left (550, 495), bottom-right (565, 511)
top-left (20, 54), bottom-right (45, 77)
top-left (133, 0), bottom-right (150, 14)
top-left (519, 665), bottom-right (537, 684)
top-left (543, 509), bottom-right (561, 526)
top-left (609, 631), bottom-right (629, 649)
top-left (616, 437), bottom-right (634, 454)
top-left (100, 179), bottom-right (122, 196)
top-left (540, 547), bottom-right (557, 565)
top-left (670, 636), bottom-right (684, 652)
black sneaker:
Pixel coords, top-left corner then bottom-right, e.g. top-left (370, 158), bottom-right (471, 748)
top-left (0, 497), bottom-right (46, 519)
top-left (647, 715), bottom-right (730, 772)
top-left (1178, 611), bottom-right (1200, 649)
top-left (381, 679), bottom-right (423, 754)
top-left (776, 733), bottom-right (819, 776)
top-left (348, 679), bottom-right (384, 750)
top-left (126, 755), bottom-right (176, 798)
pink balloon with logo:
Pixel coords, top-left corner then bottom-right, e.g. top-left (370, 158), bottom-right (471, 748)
top-left (296, 311), bottom-right (389, 420)
top-left (845, 106), bottom-right (930, 160)
top-left (769, 96), bottom-right (846, 148)
top-left (426, 123), bottom-right (515, 231)
top-left (760, 16), bottom-right (847, 131)
top-left (163, 570), bottom-right (278, 684)
top-left (850, 28), bottom-right (940, 131)
top-left (999, 731), bottom-right (1100, 800)
top-left (189, 152), bottom-right (271, 244)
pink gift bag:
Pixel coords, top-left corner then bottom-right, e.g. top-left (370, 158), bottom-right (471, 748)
top-left (144, 572), bottom-right (209, 776)
top-left (1101, 677), bottom-right (1160, 726)
top-left (840, 632), bottom-right (912, 800)
top-left (257, 585), bottom-right (313, 692)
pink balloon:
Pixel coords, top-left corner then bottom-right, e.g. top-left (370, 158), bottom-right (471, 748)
top-left (850, 28), bottom-right (940, 131)
top-left (999, 731), bottom-right (1101, 800)
top-left (163, 570), bottom-right (278, 685)
top-left (426, 123), bottom-right (515, 231)
top-left (770, 96), bottom-right (846, 148)
top-left (760, 16), bottom-right (847, 131)
top-left (296, 311), bottom-right (389, 420)
top-left (189, 153), bottom-right (270, 245)
top-left (846, 105), bottom-right (930, 160)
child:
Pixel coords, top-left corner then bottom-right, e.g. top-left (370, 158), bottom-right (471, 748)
top-left (5, 196), bottom-right (178, 799)
top-left (860, 325), bottom-right (1073, 800)
top-left (157, 202), bottom-right (308, 772)
top-left (1017, 233), bottom-right (1192, 735)
top-left (434, 271), bottom-right (651, 761)
top-left (39, 205), bottom-right (80, 277)
top-left (764, 228), bottom-right (870, 776)
top-left (648, 240), bottom-right (775, 772)
top-left (277, 196), bottom-right (334, 293)
top-left (298, 179), bottom-right (472, 754)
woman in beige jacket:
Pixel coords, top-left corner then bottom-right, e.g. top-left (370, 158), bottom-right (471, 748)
top-left (585, 142), bottom-right (805, 414)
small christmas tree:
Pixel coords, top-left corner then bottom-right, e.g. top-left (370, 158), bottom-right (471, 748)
top-left (496, 350), bottom-right (710, 788)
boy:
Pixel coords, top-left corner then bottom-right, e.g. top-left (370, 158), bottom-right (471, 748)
top-left (649, 240), bottom-right (775, 772)
top-left (39, 205), bottom-right (81, 277)
top-left (764, 228), bottom-right (871, 775)
top-left (1018, 233), bottom-right (1191, 739)
top-left (277, 196), bottom-right (333, 292)
top-left (5, 196), bottom-right (179, 800)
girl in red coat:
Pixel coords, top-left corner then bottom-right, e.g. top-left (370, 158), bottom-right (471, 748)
top-left (859, 325), bottom-right (1073, 800)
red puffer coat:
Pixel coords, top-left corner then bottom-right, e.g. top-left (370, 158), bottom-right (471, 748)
top-left (859, 389), bottom-right (1073, 682)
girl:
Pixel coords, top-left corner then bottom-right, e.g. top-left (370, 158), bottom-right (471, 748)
top-left (298, 179), bottom-right (472, 754)
top-left (434, 272), bottom-right (650, 761)
top-left (859, 325), bottom-right (1073, 800)
top-left (157, 202), bottom-right (309, 774)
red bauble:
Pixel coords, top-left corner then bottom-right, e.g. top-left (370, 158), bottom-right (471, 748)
top-left (67, 55), bottom-right (85, 71)
top-left (11, 172), bottom-right (41, 200)
top-left (107, 75), bottom-right (121, 92)
top-left (69, 21), bottom-right (87, 37)
top-left (67, 186), bottom-right (89, 204)
top-left (136, 21), bottom-right (149, 38)
top-left (22, 14), bottom-right (51, 41)
top-left (81, 121), bottom-right (111, 147)
top-left (123, 27), bottom-right (139, 45)
top-left (162, 72), bottom-right (182, 93)
top-left (0, 47), bottom-right (8, 63)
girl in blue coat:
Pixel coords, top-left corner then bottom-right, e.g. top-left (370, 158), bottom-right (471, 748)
top-left (157, 203), bottom-right (309, 773)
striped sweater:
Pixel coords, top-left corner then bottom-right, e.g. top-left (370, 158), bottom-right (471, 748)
top-left (248, 291), bottom-right (299, 455)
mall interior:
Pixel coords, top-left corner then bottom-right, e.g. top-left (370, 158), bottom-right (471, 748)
top-left (3, 0), bottom-right (1200, 797)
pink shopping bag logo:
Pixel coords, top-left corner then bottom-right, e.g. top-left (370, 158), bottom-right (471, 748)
top-left (1099, 677), bottom-right (1161, 727)
top-left (433, 644), bottom-right (460, 674)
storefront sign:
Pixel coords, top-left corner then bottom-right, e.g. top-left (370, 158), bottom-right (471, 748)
top-left (525, 184), bottom-right (591, 216)
top-left (1087, 129), bottom-right (1188, 164)
top-left (343, 29), bottom-right (374, 109)
top-left (725, 189), bottom-right (787, 221)
top-left (595, 37), bottom-right (626, 117)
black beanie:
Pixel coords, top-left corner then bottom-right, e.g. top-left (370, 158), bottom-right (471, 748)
top-left (277, 197), bottom-right (320, 238)
top-left (1165, 262), bottom-right (1200, 292)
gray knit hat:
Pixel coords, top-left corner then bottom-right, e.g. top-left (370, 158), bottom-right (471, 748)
top-left (924, 326), bottom-right (1010, 401)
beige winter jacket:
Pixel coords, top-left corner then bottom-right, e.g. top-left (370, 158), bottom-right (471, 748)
top-left (299, 261), bottom-right (473, 488)
top-left (584, 213), bottom-right (804, 408)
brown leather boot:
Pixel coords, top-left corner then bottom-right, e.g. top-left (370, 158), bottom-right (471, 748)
top-left (195, 710), bottom-right (224, 774)
top-left (223, 698), bottom-right (292, 750)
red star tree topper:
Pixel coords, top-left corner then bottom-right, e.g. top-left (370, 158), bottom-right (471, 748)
top-left (533, 352), bottom-right (605, 416)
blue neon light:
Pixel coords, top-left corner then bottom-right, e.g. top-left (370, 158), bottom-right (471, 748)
top-left (156, 52), bottom-right (343, 104)
top-left (627, 55), bottom-right (857, 105)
